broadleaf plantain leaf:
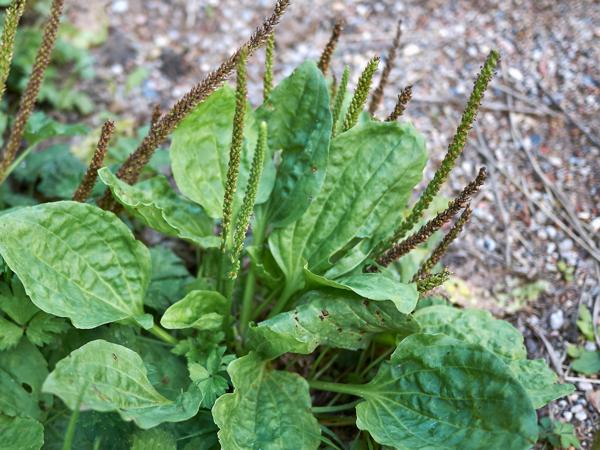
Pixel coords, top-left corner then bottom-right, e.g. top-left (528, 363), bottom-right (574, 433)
top-left (170, 86), bottom-right (272, 218)
top-left (212, 352), bottom-right (320, 450)
top-left (98, 168), bottom-right (219, 248)
top-left (509, 359), bottom-right (574, 408)
top-left (160, 290), bottom-right (228, 331)
top-left (269, 121), bottom-right (426, 294)
top-left (0, 414), bottom-right (44, 450)
top-left (355, 334), bottom-right (538, 450)
top-left (256, 60), bottom-right (332, 227)
top-left (42, 340), bottom-right (203, 429)
top-left (0, 202), bottom-right (151, 329)
top-left (248, 290), bottom-right (419, 359)
top-left (304, 268), bottom-right (418, 314)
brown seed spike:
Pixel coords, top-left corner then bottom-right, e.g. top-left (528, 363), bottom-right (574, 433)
top-left (318, 18), bottom-right (344, 75)
top-left (369, 19), bottom-right (402, 115)
top-left (150, 104), bottom-right (162, 132)
top-left (98, 0), bottom-right (291, 210)
top-left (73, 121), bottom-right (115, 203)
top-left (369, 168), bottom-right (487, 270)
top-left (412, 204), bottom-right (473, 282)
top-left (386, 85), bottom-right (412, 121)
top-left (0, 0), bottom-right (65, 181)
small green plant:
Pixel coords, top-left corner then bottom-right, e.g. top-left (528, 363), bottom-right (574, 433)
top-left (0, 1), bottom-right (574, 449)
top-left (538, 417), bottom-right (581, 450)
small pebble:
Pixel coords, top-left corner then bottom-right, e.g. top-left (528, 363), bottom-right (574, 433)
top-left (575, 411), bottom-right (587, 421)
top-left (584, 342), bottom-right (597, 351)
top-left (112, 0), bottom-right (129, 13)
top-left (578, 382), bottom-right (594, 391)
top-left (549, 310), bottom-right (564, 330)
top-left (563, 411), bottom-right (573, 421)
top-left (571, 404), bottom-right (583, 413)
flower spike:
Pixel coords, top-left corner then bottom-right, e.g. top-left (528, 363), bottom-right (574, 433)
top-left (369, 20), bottom-right (402, 114)
top-left (230, 121), bottom-right (268, 279)
top-left (221, 47), bottom-right (248, 251)
top-left (73, 121), bottom-right (115, 203)
top-left (416, 269), bottom-right (451, 294)
top-left (0, 0), bottom-right (26, 101)
top-left (341, 56), bottom-right (380, 133)
top-left (318, 18), bottom-right (344, 75)
top-left (386, 85), bottom-right (412, 121)
top-left (331, 65), bottom-right (349, 136)
top-left (263, 32), bottom-right (275, 100)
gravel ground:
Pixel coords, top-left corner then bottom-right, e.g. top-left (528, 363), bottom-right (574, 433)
top-left (67, 0), bottom-right (600, 446)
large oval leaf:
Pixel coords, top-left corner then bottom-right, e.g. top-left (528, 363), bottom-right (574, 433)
top-left (160, 290), bottom-right (228, 331)
top-left (170, 86), bottom-right (268, 218)
top-left (42, 340), bottom-right (203, 429)
top-left (212, 352), bottom-right (320, 450)
top-left (256, 60), bottom-right (332, 227)
top-left (248, 290), bottom-right (419, 359)
top-left (0, 415), bottom-right (43, 450)
top-left (355, 334), bottom-right (538, 449)
top-left (0, 202), bottom-right (151, 329)
top-left (98, 168), bottom-right (219, 248)
top-left (269, 121), bottom-right (426, 294)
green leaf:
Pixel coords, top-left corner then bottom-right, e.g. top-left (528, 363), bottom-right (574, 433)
top-left (0, 340), bottom-right (50, 420)
top-left (538, 417), bottom-right (581, 450)
top-left (576, 304), bottom-right (595, 341)
top-left (212, 352), bottom-right (321, 450)
top-left (43, 340), bottom-right (203, 429)
top-left (23, 112), bottom-right (89, 147)
top-left (414, 305), bottom-right (527, 361)
top-left (248, 290), bottom-right (419, 359)
top-left (160, 290), bottom-right (228, 331)
top-left (146, 246), bottom-right (194, 311)
top-left (509, 359), bottom-right (574, 408)
top-left (188, 347), bottom-right (231, 408)
top-left (0, 316), bottom-right (22, 350)
top-left (98, 168), bottom-right (219, 248)
top-left (256, 60), bottom-right (332, 226)
top-left (0, 415), bottom-right (43, 450)
top-left (304, 268), bottom-right (418, 314)
top-left (131, 428), bottom-right (177, 450)
top-left (25, 311), bottom-right (69, 346)
top-left (170, 86), bottom-right (265, 218)
top-left (269, 121), bottom-right (426, 294)
top-left (355, 334), bottom-right (538, 449)
top-left (0, 202), bottom-right (151, 329)
top-left (0, 276), bottom-right (39, 325)
top-left (571, 350), bottom-right (600, 375)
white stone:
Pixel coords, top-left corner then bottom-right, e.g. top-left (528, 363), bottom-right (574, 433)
top-left (562, 411), bottom-right (573, 421)
top-left (550, 310), bottom-right (564, 330)
top-left (403, 44), bottom-right (421, 57)
top-left (578, 382), bottom-right (593, 391)
top-left (112, 0), bottom-right (128, 13)
top-left (575, 411), bottom-right (587, 421)
top-left (570, 404), bottom-right (583, 413)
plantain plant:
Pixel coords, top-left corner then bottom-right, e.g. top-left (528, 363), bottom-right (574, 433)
top-left (0, 1), bottom-right (573, 449)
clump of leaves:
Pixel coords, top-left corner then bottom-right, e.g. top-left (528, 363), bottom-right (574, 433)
top-left (538, 417), bottom-right (581, 450)
top-left (0, 1), bottom-right (574, 449)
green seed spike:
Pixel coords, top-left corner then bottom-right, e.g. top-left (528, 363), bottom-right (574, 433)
top-left (230, 121), bottom-right (267, 279)
top-left (416, 269), bottom-right (450, 294)
top-left (0, 0), bottom-right (26, 101)
top-left (379, 50), bottom-right (499, 252)
top-left (263, 32), bottom-right (274, 101)
top-left (341, 56), bottom-right (380, 133)
top-left (221, 46), bottom-right (248, 252)
top-left (331, 65), bottom-right (349, 136)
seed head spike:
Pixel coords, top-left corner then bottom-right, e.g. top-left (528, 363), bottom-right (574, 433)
top-left (369, 20), bottom-right (402, 114)
top-left (318, 18), bottom-right (344, 75)
top-left (263, 32), bottom-right (275, 100)
top-left (221, 47), bottom-right (248, 252)
top-left (331, 65), bottom-right (349, 136)
top-left (0, 0), bottom-right (26, 101)
top-left (230, 121), bottom-right (267, 279)
top-left (377, 51), bottom-right (499, 252)
top-left (416, 269), bottom-right (451, 294)
top-left (0, 0), bottom-right (65, 181)
top-left (341, 56), bottom-right (379, 133)
top-left (386, 85), bottom-right (412, 121)
top-left (73, 121), bottom-right (115, 203)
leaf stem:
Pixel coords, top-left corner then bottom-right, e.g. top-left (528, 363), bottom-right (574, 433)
top-left (312, 400), bottom-right (360, 414)
top-left (148, 324), bottom-right (177, 346)
top-left (308, 379), bottom-right (364, 397)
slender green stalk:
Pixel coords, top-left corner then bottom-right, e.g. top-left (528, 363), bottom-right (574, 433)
top-left (331, 65), bottom-right (349, 136)
top-left (312, 400), bottom-right (360, 414)
top-left (221, 47), bottom-right (248, 252)
top-left (148, 324), bottom-right (177, 346)
top-left (0, 0), bottom-right (26, 100)
top-left (263, 32), bottom-right (274, 100)
top-left (62, 384), bottom-right (87, 450)
top-left (341, 56), bottom-right (379, 133)
top-left (230, 121), bottom-right (267, 279)
top-left (379, 50), bottom-right (499, 252)
top-left (308, 379), bottom-right (364, 397)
